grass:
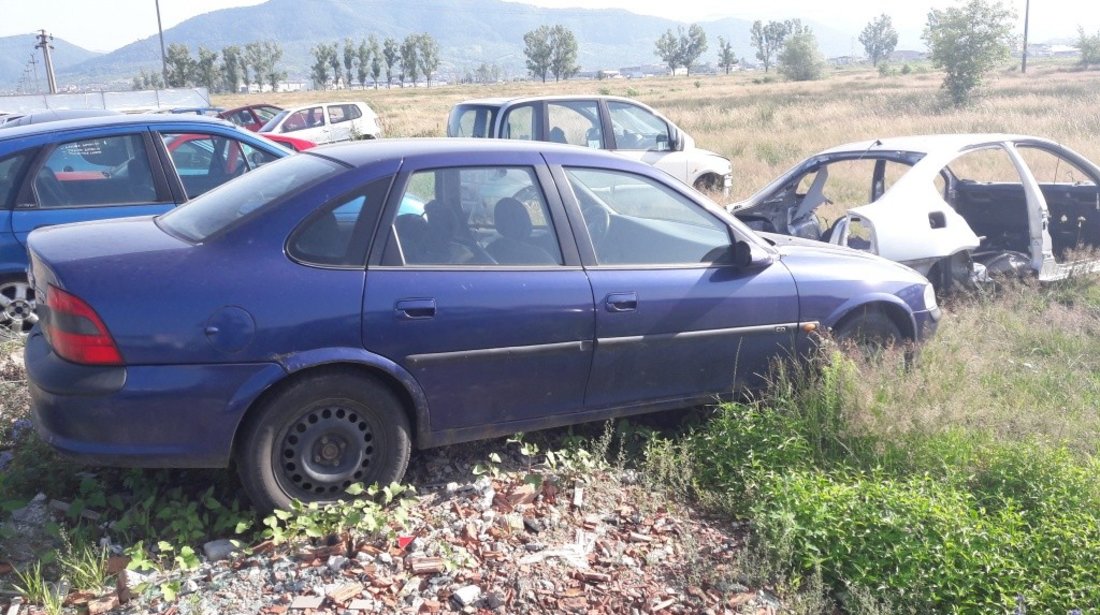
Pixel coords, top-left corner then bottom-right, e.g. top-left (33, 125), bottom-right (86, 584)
top-left (3, 60), bottom-right (1100, 612)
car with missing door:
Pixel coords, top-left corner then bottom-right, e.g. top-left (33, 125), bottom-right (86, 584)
top-left (447, 95), bottom-right (733, 195)
top-left (26, 139), bottom-right (938, 512)
top-left (730, 134), bottom-right (1100, 292)
top-left (0, 114), bottom-right (290, 335)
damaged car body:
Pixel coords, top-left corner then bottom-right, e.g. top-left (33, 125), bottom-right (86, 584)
top-left (731, 134), bottom-right (1100, 291)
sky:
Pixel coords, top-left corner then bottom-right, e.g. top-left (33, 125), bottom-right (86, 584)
top-left (1, 0), bottom-right (1097, 53)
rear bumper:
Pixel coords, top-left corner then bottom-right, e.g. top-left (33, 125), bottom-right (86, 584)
top-left (26, 330), bottom-right (284, 468)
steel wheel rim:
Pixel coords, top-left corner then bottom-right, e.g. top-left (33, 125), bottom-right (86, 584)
top-left (0, 280), bottom-right (37, 337)
top-left (276, 403), bottom-right (376, 498)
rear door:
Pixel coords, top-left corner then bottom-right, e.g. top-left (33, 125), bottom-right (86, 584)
top-left (556, 163), bottom-right (800, 409)
top-left (363, 150), bottom-right (594, 438)
top-left (11, 127), bottom-right (173, 247)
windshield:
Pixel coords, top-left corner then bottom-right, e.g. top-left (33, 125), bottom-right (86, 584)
top-left (259, 110), bottom-right (290, 133)
top-left (446, 105), bottom-right (499, 138)
top-left (158, 154), bottom-right (342, 242)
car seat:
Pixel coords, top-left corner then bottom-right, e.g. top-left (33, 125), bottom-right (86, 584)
top-left (549, 127), bottom-right (567, 144)
top-left (486, 198), bottom-right (558, 265)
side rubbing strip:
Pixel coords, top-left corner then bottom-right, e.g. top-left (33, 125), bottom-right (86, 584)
top-left (596, 322), bottom-right (804, 347)
top-left (406, 340), bottom-right (589, 365)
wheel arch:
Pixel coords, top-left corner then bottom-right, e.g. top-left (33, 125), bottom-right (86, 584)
top-left (828, 296), bottom-right (917, 342)
top-left (230, 350), bottom-right (430, 462)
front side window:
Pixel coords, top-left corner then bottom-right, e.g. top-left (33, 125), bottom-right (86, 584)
top-left (607, 102), bottom-right (672, 151)
top-left (0, 152), bottom-right (31, 208)
top-left (36, 134), bottom-right (158, 207)
top-left (159, 154), bottom-right (341, 242)
top-left (388, 166), bottom-right (562, 266)
top-left (565, 167), bottom-right (731, 265)
top-left (282, 107), bottom-right (324, 133)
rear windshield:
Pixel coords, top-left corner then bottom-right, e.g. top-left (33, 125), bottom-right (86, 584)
top-left (158, 153), bottom-right (342, 242)
top-left (446, 105), bottom-right (499, 138)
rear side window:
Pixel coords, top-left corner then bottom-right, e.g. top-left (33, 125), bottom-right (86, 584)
top-left (158, 154), bottom-right (341, 242)
top-left (288, 177), bottom-right (391, 267)
top-left (36, 134), bottom-right (158, 207)
top-left (0, 153), bottom-right (31, 208)
top-left (446, 105), bottom-right (498, 138)
top-left (328, 104), bottom-right (362, 124)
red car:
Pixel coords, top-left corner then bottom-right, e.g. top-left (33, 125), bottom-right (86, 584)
top-left (218, 104), bottom-right (283, 132)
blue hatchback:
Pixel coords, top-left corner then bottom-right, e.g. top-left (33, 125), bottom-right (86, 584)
top-left (25, 139), bottom-right (940, 512)
top-left (0, 114), bottom-right (290, 334)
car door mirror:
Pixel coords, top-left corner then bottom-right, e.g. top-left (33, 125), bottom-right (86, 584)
top-left (733, 239), bottom-right (773, 269)
top-left (668, 128), bottom-right (683, 152)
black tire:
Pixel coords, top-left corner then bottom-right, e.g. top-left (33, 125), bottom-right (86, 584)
top-left (693, 174), bottom-right (722, 193)
top-left (833, 308), bottom-right (903, 356)
top-left (237, 370), bottom-right (411, 513)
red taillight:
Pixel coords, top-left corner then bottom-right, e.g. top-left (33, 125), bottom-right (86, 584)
top-left (43, 284), bottom-right (123, 366)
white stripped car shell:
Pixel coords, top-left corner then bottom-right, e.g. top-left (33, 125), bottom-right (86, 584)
top-left (731, 134), bottom-right (1100, 289)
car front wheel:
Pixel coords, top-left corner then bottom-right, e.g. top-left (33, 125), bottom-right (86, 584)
top-left (833, 307), bottom-right (903, 356)
top-left (237, 370), bottom-right (412, 513)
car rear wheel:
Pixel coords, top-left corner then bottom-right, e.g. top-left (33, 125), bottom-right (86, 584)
top-left (833, 307), bottom-right (903, 356)
top-left (237, 370), bottom-right (411, 513)
top-left (0, 276), bottom-right (38, 337)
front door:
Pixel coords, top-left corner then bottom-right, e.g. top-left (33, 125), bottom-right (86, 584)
top-left (363, 156), bottom-right (594, 437)
top-left (604, 100), bottom-right (687, 183)
top-left (560, 166), bottom-right (800, 410)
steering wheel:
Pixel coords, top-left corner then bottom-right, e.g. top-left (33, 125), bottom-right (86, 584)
top-left (582, 202), bottom-right (611, 248)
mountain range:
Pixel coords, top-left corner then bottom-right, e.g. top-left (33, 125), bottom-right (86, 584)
top-left (2, 0), bottom-right (860, 91)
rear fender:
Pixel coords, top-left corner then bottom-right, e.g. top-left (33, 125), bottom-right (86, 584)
top-left (268, 347), bottom-right (431, 445)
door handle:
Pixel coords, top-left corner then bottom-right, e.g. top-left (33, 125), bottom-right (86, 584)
top-left (395, 298), bottom-right (436, 319)
top-left (604, 292), bottom-right (638, 312)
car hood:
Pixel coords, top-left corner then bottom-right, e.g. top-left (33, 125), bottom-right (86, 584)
top-left (761, 232), bottom-right (926, 279)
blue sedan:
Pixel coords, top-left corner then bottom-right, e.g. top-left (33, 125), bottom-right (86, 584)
top-left (0, 114), bottom-right (290, 334)
top-left (25, 139), bottom-right (940, 512)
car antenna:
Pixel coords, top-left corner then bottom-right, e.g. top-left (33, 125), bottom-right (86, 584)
top-left (857, 139), bottom-right (882, 160)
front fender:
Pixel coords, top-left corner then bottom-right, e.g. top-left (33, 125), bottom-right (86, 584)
top-left (825, 292), bottom-right (918, 339)
top-left (258, 347), bottom-right (432, 447)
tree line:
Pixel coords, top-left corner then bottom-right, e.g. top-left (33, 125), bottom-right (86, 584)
top-left (133, 41), bottom-right (285, 93)
top-left (309, 34), bottom-right (440, 89)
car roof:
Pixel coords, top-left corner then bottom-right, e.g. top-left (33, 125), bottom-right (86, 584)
top-left (454, 95), bottom-right (653, 108)
top-left (0, 113), bottom-right (237, 140)
top-left (280, 101), bottom-right (368, 111)
top-left (307, 137), bottom-right (628, 168)
top-left (819, 133), bottom-right (1058, 156)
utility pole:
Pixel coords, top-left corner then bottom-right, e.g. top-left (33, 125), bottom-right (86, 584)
top-left (156, 0), bottom-right (168, 87)
top-left (28, 53), bottom-right (40, 93)
top-left (1021, 0), bottom-right (1030, 73)
top-left (34, 30), bottom-right (57, 94)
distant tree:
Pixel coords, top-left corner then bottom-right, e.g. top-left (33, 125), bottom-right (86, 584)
top-left (262, 41), bottom-right (285, 93)
top-left (400, 35), bottom-right (420, 86)
top-left (523, 25), bottom-right (553, 82)
top-left (679, 24), bottom-right (708, 75)
top-left (164, 43), bottom-right (194, 87)
top-left (654, 30), bottom-right (680, 74)
top-left (923, 0), bottom-right (1015, 106)
top-left (343, 37), bottom-right (356, 89)
top-left (222, 45), bottom-right (243, 93)
top-left (750, 20), bottom-right (792, 73)
top-left (548, 25), bottom-right (579, 81)
top-left (474, 63), bottom-right (501, 83)
top-left (382, 37), bottom-right (400, 87)
top-left (132, 69), bottom-right (164, 90)
top-left (717, 36), bottom-right (739, 74)
top-left (1077, 26), bottom-right (1100, 68)
top-left (779, 28), bottom-right (825, 81)
top-left (859, 14), bottom-right (899, 67)
top-left (356, 39), bottom-right (371, 88)
top-left (310, 42), bottom-right (335, 89)
top-left (244, 41), bottom-right (266, 92)
top-left (194, 46), bottom-right (220, 91)
top-left (327, 41), bottom-right (343, 87)
top-left (369, 36), bottom-right (382, 88)
top-left (417, 33), bottom-right (441, 86)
